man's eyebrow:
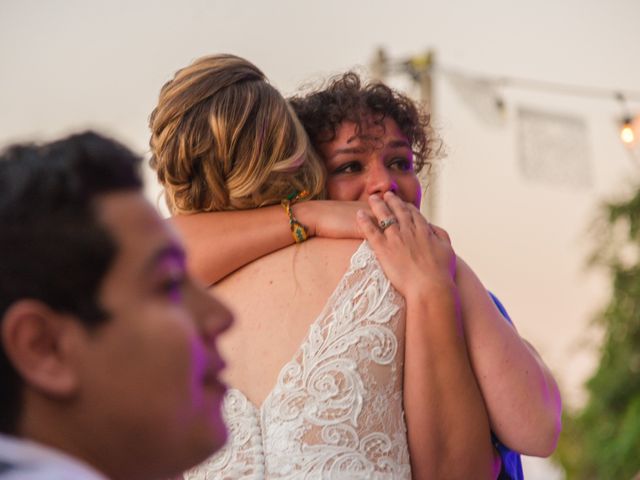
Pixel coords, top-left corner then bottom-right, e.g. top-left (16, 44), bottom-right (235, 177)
top-left (145, 244), bottom-right (186, 271)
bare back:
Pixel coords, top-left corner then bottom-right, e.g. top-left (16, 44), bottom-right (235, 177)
top-left (212, 237), bottom-right (362, 407)
top-left (187, 237), bottom-right (412, 478)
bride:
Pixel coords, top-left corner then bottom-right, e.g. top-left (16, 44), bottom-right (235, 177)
top-left (149, 54), bottom-right (497, 479)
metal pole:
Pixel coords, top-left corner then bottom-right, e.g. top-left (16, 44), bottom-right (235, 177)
top-left (369, 47), bottom-right (388, 82)
top-left (416, 50), bottom-right (437, 222)
top-left (368, 48), bottom-right (438, 222)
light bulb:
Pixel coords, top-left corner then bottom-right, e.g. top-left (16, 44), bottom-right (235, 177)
top-left (621, 118), bottom-right (635, 144)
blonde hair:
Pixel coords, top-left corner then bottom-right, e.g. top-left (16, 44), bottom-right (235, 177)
top-left (149, 54), bottom-right (325, 214)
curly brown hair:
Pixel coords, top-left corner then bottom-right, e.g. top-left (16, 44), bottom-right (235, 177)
top-left (289, 72), bottom-right (439, 173)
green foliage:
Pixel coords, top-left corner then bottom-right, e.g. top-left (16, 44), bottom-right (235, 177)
top-left (555, 188), bottom-right (640, 479)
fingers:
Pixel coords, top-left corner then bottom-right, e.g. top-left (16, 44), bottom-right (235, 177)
top-left (383, 191), bottom-right (414, 228)
top-left (430, 224), bottom-right (452, 244)
top-left (367, 192), bottom-right (417, 235)
top-left (368, 194), bottom-right (400, 233)
top-left (356, 209), bottom-right (385, 245)
top-left (365, 192), bottom-right (452, 247)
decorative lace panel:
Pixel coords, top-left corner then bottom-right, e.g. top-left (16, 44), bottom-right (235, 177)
top-left (187, 242), bottom-right (411, 479)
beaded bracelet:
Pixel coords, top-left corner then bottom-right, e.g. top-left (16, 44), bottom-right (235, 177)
top-left (281, 190), bottom-right (310, 243)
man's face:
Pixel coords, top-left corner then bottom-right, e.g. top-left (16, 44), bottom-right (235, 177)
top-left (320, 116), bottom-right (422, 207)
top-left (71, 192), bottom-right (232, 479)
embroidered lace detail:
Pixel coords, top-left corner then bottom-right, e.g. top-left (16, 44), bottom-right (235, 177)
top-left (188, 242), bottom-right (410, 479)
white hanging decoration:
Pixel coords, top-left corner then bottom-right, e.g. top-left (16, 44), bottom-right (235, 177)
top-left (445, 71), bottom-right (506, 127)
top-left (517, 107), bottom-right (593, 189)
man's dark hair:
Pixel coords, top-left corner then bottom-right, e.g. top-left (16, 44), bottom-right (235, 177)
top-left (0, 131), bottom-right (143, 434)
top-left (289, 72), bottom-right (441, 173)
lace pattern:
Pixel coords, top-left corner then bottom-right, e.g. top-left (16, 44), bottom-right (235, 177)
top-left (186, 242), bottom-right (410, 479)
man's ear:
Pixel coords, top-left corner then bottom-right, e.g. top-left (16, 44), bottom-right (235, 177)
top-left (1, 300), bottom-right (81, 398)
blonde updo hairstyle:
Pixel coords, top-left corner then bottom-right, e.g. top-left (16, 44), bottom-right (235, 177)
top-left (149, 54), bottom-right (325, 214)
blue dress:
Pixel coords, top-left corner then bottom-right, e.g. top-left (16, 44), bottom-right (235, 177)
top-left (489, 292), bottom-right (524, 480)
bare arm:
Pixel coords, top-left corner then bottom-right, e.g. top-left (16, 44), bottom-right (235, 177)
top-left (358, 192), bottom-right (498, 479)
top-left (171, 200), bottom-right (365, 286)
top-left (456, 258), bottom-right (562, 456)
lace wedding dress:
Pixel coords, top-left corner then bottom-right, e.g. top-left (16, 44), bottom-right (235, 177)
top-left (186, 242), bottom-right (411, 479)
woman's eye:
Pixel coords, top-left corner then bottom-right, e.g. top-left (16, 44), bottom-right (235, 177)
top-left (332, 161), bottom-right (362, 174)
top-left (388, 157), bottom-right (412, 172)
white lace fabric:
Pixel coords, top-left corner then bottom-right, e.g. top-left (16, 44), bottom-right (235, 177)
top-left (186, 242), bottom-right (411, 479)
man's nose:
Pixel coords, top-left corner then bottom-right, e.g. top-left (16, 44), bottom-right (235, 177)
top-left (193, 287), bottom-right (234, 341)
top-left (206, 296), bottom-right (233, 337)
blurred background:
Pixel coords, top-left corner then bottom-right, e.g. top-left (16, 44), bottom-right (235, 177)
top-left (2, 0), bottom-right (639, 477)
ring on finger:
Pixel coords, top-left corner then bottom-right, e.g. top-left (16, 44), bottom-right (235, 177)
top-left (379, 216), bottom-right (398, 231)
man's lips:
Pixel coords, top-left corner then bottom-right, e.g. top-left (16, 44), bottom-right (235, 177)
top-left (203, 357), bottom-right (227, 393)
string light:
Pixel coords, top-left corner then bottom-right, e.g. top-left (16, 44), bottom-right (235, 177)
top-left (621, 117), bottom-right (635, 145)
top-left (438, 66), bottom-right (640, 148)
top-left (370, 48), bottom-right (640, 150)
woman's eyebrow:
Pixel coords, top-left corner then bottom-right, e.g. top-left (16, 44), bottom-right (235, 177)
top-left (332, 146), bottom-right (366, 155)
top-left (387, 139), bottom-right (411, 149)
top-left (332, 139), bottom-right (410, 156)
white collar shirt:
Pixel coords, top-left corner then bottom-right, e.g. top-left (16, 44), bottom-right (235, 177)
top-left (0, 433), bottom-right (107, 480)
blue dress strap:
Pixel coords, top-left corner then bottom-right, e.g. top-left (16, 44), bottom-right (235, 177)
top-left (488, 291), bottom-right (524, 480)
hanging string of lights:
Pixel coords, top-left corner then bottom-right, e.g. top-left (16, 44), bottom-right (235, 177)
top-left (370, 48), bottom-right (640, 147)
top-left (439, 65), bottom-right (640, 145)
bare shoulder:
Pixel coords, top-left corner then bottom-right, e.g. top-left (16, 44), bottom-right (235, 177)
top-left (298, 238), bottom-right (363, 269)
top-left (274, 238), bottom-right (363, 299)
top-left (301, 237), bottom-right (363, 255)
top-left (167, 213), bottom-right (204, 247)
top-left (167, 212), bottom-right (195, 231)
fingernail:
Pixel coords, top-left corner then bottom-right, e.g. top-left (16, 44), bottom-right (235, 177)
top-left (357, 209), bottom-right (367, 218)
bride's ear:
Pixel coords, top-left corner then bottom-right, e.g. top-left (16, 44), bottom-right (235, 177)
top-left (2, 300), bottom-right (81, 398)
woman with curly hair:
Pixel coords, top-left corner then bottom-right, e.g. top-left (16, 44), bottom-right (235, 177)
top-left (150, 54), bottom-right (499, 479)
top-left (169, 69), bottom-right (562, 480)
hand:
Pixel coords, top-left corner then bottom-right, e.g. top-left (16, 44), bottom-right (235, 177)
top-left (294, 200), bottom-right (368, 239)
top-left (356, 192), bottom-right (456, 300)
